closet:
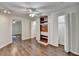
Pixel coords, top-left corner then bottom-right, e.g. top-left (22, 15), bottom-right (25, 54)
top-left (39, 16), bottom-right (48, 45)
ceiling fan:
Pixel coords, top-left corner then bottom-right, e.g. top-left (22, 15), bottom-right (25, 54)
top-left (25, 8), bottom-right (41, 17)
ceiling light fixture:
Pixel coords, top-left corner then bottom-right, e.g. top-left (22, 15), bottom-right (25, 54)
top-left (26, 8), bottom-right (40, 17)
top-left (3, 10), bottom-right (7, 13)
top-left (3, 9), bottom-right (11, 14)
top-left (29, 13), bottom-right (35, 17)
top-left (29, 14), bottom-right (32, 16)
top-left (13, 20), bottom-right (16, 24)
top-left (8, 11), bottom-right (11, 14)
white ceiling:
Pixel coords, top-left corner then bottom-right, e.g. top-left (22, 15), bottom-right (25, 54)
top-left (0, 2), bottom-right (78, 17)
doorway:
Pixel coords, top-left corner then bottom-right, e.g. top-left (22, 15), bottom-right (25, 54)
top-left (58, 15), bottom-right (66, 48)
top-left (12, 20), bottom-right (22, 43)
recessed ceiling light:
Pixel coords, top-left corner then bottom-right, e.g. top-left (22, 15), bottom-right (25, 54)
top-left (31, 14), bottom-right (35, 17)
top-left (3, 10), bottom-right (7, 13)
top-left (13, 20), bottom-right (16, 24)
top-left (8, 11), bottom-right (11, 14)
top-left (29, 14), bottom-right (32, 16)
top-left (29, 14), bottom-right (35, 17)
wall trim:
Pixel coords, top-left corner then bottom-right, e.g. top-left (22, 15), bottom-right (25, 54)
top-left (22, 37), bottom-right (36, 41)
top-left (22, 37), bottom-right (31, 40)
top-left (70, 51), bottom-right (79, 55)
top-left (38, 40), bottom-right (48, 46)
top-left (0, 41), bottom-right (12, 49)
top-left (48, 42), bottom-right (58, 47)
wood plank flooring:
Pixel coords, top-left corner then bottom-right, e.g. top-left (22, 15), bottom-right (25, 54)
top-left (0, 38), bottom-right (77, 56)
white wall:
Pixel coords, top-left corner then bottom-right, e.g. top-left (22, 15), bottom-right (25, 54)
top-left (12, 21), bottom-right (21, 35)
top-left (0, 14), bottom-right (12, 48)
top-left (48, 5), bottom-right (79, 54)
top-left (36, 18), bottom-right (40, 41)
top-left (0, 13), bottom-right (31, 48)
top-left (22, 18), bottom-right (31, 40)
top-left (58, 15), bottom-right (65, 45)
top-left (48, 14), bottom-right (59, 46)
top-left (58, 24), bottom-right (65, 45)
top-left (31, 21), bottom-right (36, 38)
top-left (76, 10), bottom-right (79, 54)
top-left (70, 11), bottom-right (79, 54)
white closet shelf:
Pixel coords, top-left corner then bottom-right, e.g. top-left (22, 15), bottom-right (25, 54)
top-left (41, 32), bottom-right (48, 36)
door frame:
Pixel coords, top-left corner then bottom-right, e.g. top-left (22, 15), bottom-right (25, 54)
top-left (12, 19), bottom-right (22, 41)
top-left (57, 13), bottom-right (71, 52)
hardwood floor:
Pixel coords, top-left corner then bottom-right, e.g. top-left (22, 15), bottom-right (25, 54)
top-left (0, 38), bottom-right (77, 56)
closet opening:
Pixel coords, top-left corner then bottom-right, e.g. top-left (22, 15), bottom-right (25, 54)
top-left (58, 15), bottom-right (66, 49)
top-left (39, 16), bottom-right (48, 45)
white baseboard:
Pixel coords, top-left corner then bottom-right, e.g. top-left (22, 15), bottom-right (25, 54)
top-left (0, 41), bottom-right (12, 49)
top-left (22, 37), bottom-right (31, 40)
top-left (22, 37), bottom-right (36, 41)
top-left (49, 42), bottom-right (58, 47)
top-left (70, 51), bottom-right (79, 55)
top-left (38, 41), bottom-right (48, 46)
